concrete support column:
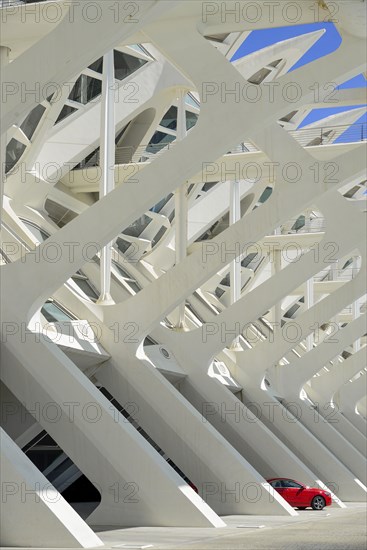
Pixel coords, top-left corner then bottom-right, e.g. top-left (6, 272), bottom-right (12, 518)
top-left (229, 179), bottom-right (241, 348)
top-left (305, 277), bottom-right (314, 351)
top-left (272, 248), bottom-right (282, 338)
top-left (353, 255), bottom-right (361, 352)
top-left (0, 46), bottom-right (10, 225)
top-left (174, 89), bottom-right (188, 329)
top-left (97, 50), bottom-right (115, 305)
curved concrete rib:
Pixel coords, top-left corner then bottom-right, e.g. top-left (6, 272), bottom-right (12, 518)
top-left (309, 347), bottom-right (367, 406)
top-left (280, 315), bottom-right (367, 393)
top-left (2, 21), bottom-right (366, 324)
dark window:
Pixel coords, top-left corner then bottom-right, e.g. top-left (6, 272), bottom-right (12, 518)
top-left (258, 186), bottom-right (273, 204)
top-left (215, 287), bottom-right (225, 299)
top-left (144, 336), bottom-right (158, 346)
top-left (344, 185), bottom-right (361, 199)
top-left (55, 105), bottom-right (78, 124)
top-left (72, 271), bottom-right (99, 302)
top-left (291, 215), bottom-right (305, 232)
top-left (114, 50), bottom-right (148, 81)
top-left (242, 253), bottom-right (258, 268)
top-left (186, 111), bottom-right (198, 131)
top-left (5, 139), bottom-right (26, 173)
top-left (88, 57), bottom-right (103, 74)
top-left (248, 67), bottom-right (272, 85)
top-left (160, 106), bottom-right (177, 130)
top-left (150, 193), bottom-right (173, 214)
top-left (20, 104), bottom-right (46, 140)
top-left (220, 273), bottom-right (230, 287)
top-left (151, 226), bottom-right (167, 247)
top-left (20, 219), bottom-right (50, 242)
top-left (69, 75), bottom-right (102, 105)
top-left (280, 110), bottom-right (298, 123)
top-left (123, 214), bottom-right (151, 238)
top-left (116, 237), bottom-right (132, 255)
top-left (284, 303), bottom-right (300, 319)
top-left (112, 262), bottom-right (141, 294)
top-left (147, 132), bottom-right (175, 153)
top-left (41, 301), bottom-right (75, 323)
top-left (44, 199), bottom-right (78, 228)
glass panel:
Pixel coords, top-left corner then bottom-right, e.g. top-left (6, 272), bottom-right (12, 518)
top-left (344, 185), bottom-right (360, 198)
top-left (242, 253), bottom-right (258, 267)
top-left (284, 303), bottom-right (300, 319)
top-left (220, 273), bottom-right (230, 286)
top-left (202, 182), bottom-right (218, 193)
top-left (151, 226), bottom-right (167, 247)
top-left (5, 139), bottom-right (26, 173)
top-left (69, 75), bottom-right (102, 104)
top-left (73, 148), bottom-right (100, 170)
top-left (258, 186), bottom-right (273, 204)
top-left (147, 132), bottom-right (175, 153)
top-left (55, 105), bottom-right (78, 124)
top-left (150, 194), bottom-right (173, 213)
top-left (144, 335), bottom-right (158, 346)
top-left (21, 219), bottom-right (50, 242)
top-left (160, 106), bottom-right (177, 130)
top-left (20, 104), bottom-right (46, 140)
top-left (186, 111), bottom-right (198, 131)
top-left (113, 261), bottom-right (141, 293)
top-left (116, 237), bottom-right (131, 254)
top-left (215, 287), bottom-right (225, 298)
top-left (128, 44), bottom-right (151, 57)
top-left (291, 215), bottom-right (305, 231)
top-left (114, 50), bottom-right (148, 81)
top-left (123, 214), bottom-right (151, 238)
top-left (0, 248), bottom-right (9, 265)
top-left (248, 67), bottom-right (272, 85)
top-left (41, 301), bottom-right (74, 323)
top-left (72, 275), bottom-right (99, 301)
top-left (185, 92), bottom-right (200, 108)
top-left (280, 110), bottom-right (298, 123)
top-left (268, 59), bottom-right (282, 68)
top-left (88, 57), bottom-right (103, 74)
top-left (44, 199), bottom-right (78, 227)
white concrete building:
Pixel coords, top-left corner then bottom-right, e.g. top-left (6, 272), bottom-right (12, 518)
top-left (0, 0), bottom-right (366, 547)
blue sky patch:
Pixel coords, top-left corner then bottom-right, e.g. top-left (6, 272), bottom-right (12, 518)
top-left (231, 22), bottom-right (342, 71)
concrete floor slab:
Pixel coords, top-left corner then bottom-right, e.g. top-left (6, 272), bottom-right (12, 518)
top-left (1, 503), bottom-right (365, 550)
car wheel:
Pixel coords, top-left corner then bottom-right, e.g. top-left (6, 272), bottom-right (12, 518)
top-left (297, 507), bottom-right (307, 510)
top-left (311, 496), bottom-right (325, 510)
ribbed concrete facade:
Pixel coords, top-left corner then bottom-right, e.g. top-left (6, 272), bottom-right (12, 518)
top-left (0, 1), bottom-right (366, 547)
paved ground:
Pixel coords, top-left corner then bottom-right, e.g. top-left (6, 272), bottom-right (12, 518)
top-left (95, 502), bottom-right (367, 550)
top-left (2, 502), bottom-right (366, 549)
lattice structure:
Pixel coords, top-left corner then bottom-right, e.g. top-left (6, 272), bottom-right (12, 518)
top-left (0, 1), bottom-right (366, 547)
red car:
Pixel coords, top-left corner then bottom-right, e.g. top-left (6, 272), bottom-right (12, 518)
top-left (267, 478), bottom-right (332, 510)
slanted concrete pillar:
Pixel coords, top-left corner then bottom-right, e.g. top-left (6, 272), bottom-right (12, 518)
top-left (0, 46), bottom-right (10, 225)
top-left (97, 50), bottom-right (115, 305)
top-left (174, 89), bottom-right (188, 329)
top-left (229, 178), bottom-right (241, 348)
top-left (352, 256), bottom-right (361, 351)
top-left (305, 277), bottom-right (314, 351)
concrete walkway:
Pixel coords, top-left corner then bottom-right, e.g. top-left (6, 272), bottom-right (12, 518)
top-left (1, 503), bottom-right (365, 549)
